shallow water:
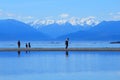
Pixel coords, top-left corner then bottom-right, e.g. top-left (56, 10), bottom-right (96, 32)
top-left (0, 41), bottom-right (120, 48)
top-left (0, 51), bottom-right (120, 80)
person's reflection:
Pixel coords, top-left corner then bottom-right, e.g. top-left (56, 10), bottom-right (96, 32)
top-left (18, 50), bottom-right (21, 57)
top-left (66, 51), bottom-right (69, 57)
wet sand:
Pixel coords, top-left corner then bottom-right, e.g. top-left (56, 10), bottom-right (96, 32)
top-left (0, 48), bottom-right (120, 51)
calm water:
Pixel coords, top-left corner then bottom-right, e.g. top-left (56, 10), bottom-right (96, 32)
top-left (0, 41), bottom-right (120, 48)
top-left (0, 51), bottom-right (120, 80)
top-left (0, 41), bottom-right (120, 80)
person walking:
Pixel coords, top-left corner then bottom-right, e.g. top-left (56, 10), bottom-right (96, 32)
top-left (17, 40), bottom-right (21, 48)
top-left (25, 43), bottom-right (28, 53)
top-left (28, 42), bottom-right (31, 48)
top-left (26, 43), bottom-right (28, 48)
top-left (28, 42), bottom-right (31, 53)
top-left (65, 38), bottom-right (69, 49)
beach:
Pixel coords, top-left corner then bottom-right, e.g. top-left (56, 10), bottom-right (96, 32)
top-left (0, 47), bottom-right (120, 52)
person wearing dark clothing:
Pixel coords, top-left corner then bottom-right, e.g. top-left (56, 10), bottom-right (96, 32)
top-left (28, 42), bottom-right (31, 48)
top-left (28, 42), bottom-right (31, 53)
top-left (26, 43), bottom-right (28, 48)
top-left (17, 40), bottom-right (21, 48)
top-left (25, 43), bottom-right (28, 53)
top-left (65, 38), bottom-right (69, 49)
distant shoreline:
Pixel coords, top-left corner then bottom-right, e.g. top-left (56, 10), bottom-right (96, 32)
top-left (110, 41), bottom-right (120, 44)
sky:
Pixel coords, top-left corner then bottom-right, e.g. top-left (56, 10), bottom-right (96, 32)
top-left (0, 0), bottom-right (120, 22)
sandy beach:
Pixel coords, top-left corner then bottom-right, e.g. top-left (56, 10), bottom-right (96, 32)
top-left (0, 47), bottom-right (120, 51)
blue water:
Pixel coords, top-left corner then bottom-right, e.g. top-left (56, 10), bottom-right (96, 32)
top-left (0, 41), bottom-right (120, 80)
top-left (0, 41), bottom-right (120, 48)
top-left (0, 51), bottom-right (120, 80)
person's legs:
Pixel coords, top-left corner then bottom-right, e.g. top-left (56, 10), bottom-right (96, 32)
top-left (66, 45), bottom-right (68, 49)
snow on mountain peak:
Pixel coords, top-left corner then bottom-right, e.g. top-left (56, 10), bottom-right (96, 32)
top-left (56, 19), bottom-right (68, 24)
top-left (29, 16), bottom-right (99, 27)
top-left (79, 16), bottom-right (99, 26)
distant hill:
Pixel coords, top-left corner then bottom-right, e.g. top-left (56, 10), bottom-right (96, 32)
top-left (57, 21), bottom-right (120, 41)
top-left (0, 19), bottom-right (50, 41)
top-left (30, 22), bottom-right (91, 38)
top-left (0, 19), bottom-right (120, 41)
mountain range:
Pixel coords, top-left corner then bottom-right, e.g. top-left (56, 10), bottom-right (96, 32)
top-left (29, 17), bottom-right (98, 38)
top-left (29, 23), bottom-right (91, 38)
top-left (0, 19), bottom-right (50, 40)
top-left (29, 16), bottom-right (99, 26)
top-left (57, 21), bottom-right (120, 41)
top-left (0, 19), bottom-right (120, 41)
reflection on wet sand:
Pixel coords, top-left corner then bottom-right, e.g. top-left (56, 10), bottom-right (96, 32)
top-left (66, 51), bottom-right (69, 57)
top-left (18, 50), bottom-right (21, 57)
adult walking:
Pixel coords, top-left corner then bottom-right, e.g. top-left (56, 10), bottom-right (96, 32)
top-left (17, 40), bottom-right (21, 48)
top-left (65, 38), bottom-right (69, 49)
top-left (28, 42), bottom-right (31, 53)
top-left (28, 42), bottom-right (31, 48)
top-left (25, 43), bottom-right (28, 53)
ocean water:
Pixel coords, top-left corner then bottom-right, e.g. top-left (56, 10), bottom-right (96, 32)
top-left (0, 51), bottom-right (120, 80)
top-left (0, 41), bottom-right (120, 48)
top-left (0, 41), bottom-right (120, 80)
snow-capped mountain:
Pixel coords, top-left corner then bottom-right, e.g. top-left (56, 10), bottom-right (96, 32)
top-left (29, 16), bottom-right (99, 28)
top-left (0, 19), bottom-right (120, 41)
top-left (57, 21), bottom-right (120, 41)
top-left (28, 17), bottom-right (99, 38)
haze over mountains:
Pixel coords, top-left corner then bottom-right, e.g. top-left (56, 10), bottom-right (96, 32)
top-left (0, 19), bottom-right (120, 41)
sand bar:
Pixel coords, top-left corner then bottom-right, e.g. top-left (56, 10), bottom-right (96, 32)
top-left (0, 48), bottom-right (120, 51)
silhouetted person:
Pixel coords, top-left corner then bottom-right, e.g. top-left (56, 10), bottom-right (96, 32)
top-left (65, 38), bottom-right (69, 49)
top-left (25, 43), bottom-right (28, 53)
top-left (17, 40), bottom-right (21, 48)
top-left (28, 42), bottom-right (31, 53)
top-left (28, 42), bottom-right (31, 48)
top-left (26, 43), bottom-right (28, 48)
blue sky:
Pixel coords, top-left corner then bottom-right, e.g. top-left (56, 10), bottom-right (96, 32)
top-left (0, 0), bottom-right (120, 22)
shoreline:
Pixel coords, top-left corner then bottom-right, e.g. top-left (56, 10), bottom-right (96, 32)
top-left (0, 48), bottom-right (120, 51)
